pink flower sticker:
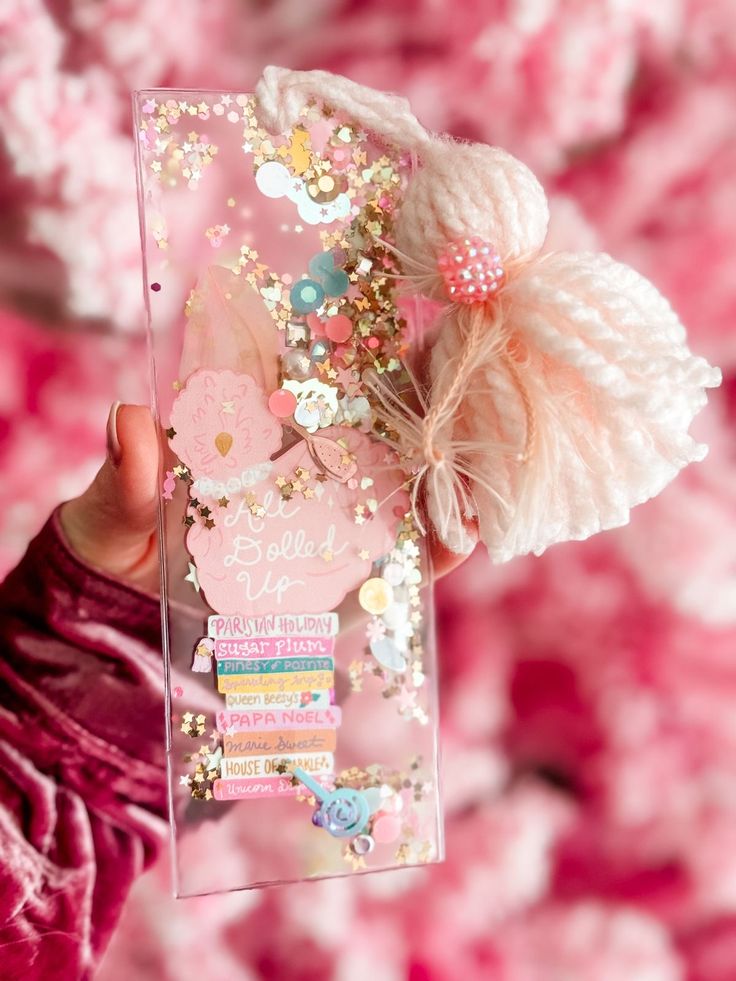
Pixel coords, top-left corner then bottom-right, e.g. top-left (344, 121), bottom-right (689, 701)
top-left (187, 427), bottom-right (409, 616)
top-left (169, 369), bottom-right (282, 487)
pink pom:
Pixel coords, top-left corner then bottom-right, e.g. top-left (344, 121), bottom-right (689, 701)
top-left (325, 314), bottom-right (353, 342)
top-left (268, 388), bottom-right (297, 418)
top-left (437, 237), bottom-right (506, 304)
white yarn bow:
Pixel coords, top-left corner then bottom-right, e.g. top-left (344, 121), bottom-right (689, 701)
top-left (256, 67), bottom-right (722, 561)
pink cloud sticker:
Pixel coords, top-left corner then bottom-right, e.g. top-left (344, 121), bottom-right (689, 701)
top-left (186, 427), bottom-right (409, 616)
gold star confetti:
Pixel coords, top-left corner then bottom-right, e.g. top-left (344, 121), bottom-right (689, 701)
top-left (343, 847), bottom-right (366, 871)
top-left (348, 659), bottom-right (365, 692)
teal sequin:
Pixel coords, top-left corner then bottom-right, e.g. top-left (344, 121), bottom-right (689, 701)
top-left (290, 278), bottom-right (325, 314)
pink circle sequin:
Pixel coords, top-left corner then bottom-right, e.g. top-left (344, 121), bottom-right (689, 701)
top-left (325, 314), bottom-right (353, 343)
top-left (437, 237), bottom-right (505, 304)
top-left (372, 814), bottom-right (402, 843)
top-left (268, 388), bottom-right (297, 418)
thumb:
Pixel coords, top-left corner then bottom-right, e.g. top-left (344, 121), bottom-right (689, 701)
top-left (60, 402), bottom-right (160, 590)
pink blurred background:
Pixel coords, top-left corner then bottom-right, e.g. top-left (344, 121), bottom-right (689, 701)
top-left (2, 2), bottom-right (736, 978)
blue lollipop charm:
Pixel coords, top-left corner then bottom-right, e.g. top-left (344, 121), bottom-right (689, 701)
top-left (292, 767), bottom-right (370, 839)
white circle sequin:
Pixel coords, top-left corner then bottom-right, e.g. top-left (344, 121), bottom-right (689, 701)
top-left (255, 161), bottom-right (291, 198)
top-left (382, 562), bottom-right (405, 587)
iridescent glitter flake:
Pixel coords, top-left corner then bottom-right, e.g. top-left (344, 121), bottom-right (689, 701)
top-left (357, 513), bottom-right (428, 723)
top-left (181, 738), bottom-right (222, 801)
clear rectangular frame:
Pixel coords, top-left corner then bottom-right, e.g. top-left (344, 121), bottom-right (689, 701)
top-left (133, 88), bottom-right (443, 895)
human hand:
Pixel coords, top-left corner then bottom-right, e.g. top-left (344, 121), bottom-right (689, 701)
top-left (60, 403), bottom-right (160, 593)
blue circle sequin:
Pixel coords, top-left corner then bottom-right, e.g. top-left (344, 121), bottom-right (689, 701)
top-left (308, 252), bottom-right (349, 297)
top-left (290, 278), bottom-right (325, 314)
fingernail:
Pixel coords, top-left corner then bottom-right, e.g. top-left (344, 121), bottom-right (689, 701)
top-left (106, 401), bottom-right (123, 466)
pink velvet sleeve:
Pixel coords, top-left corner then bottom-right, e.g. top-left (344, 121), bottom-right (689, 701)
top-left (0, 508), bottom-right (167, 980)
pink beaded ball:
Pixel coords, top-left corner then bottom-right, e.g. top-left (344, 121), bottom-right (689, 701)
top-left (437, 237), bottom-right (506, 304)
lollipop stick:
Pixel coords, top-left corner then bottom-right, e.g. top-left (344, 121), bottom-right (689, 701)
top-left (292, 767), bottom-right (327, 801)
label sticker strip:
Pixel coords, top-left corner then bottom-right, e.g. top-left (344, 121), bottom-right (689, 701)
top-left (211, 614), bottom-right (342, 799)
